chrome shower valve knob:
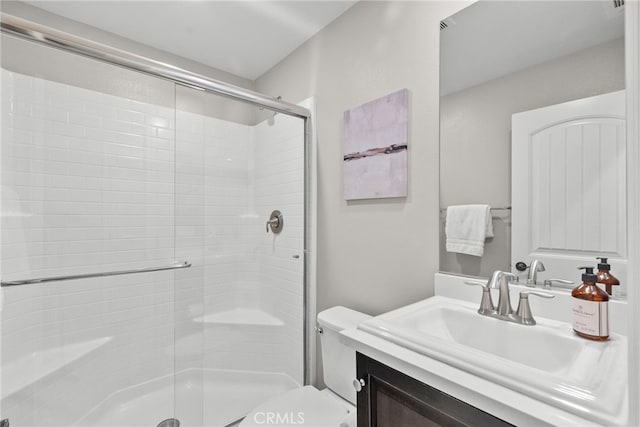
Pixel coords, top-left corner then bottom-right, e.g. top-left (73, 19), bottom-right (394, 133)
top-left (266, 210), bottom-right (283, 233)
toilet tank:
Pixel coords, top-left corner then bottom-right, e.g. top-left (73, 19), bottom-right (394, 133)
top-left (317, 306), bottom-right (371, 405)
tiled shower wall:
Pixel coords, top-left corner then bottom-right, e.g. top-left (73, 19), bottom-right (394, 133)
top-left (1, 69), bottom-right (305, 425)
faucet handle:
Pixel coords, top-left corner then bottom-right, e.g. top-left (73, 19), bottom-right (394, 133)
top-left (464, 281), bottom-right (495, 314)
top-left (464, 280), bottom-right (487, 288)
top-left (516, 290), bottom-right (554, 325)
top-left (520, 290), bottom-right (554, 298)
top-left (543, 278), bottom-right (574, 289)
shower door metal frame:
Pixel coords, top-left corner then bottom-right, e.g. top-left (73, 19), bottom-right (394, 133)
top-left (1, 12), bottom-right (315, 386)
top-left (0, 14), bottom-right (309, 119)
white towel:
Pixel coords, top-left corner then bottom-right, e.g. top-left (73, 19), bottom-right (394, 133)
top-left (445, 204), bottom-right (494, 256)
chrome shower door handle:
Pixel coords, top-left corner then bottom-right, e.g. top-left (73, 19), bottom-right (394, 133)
top-left (266, 210), bottom-right (283, 234)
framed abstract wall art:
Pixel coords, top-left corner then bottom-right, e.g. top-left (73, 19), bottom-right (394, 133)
top-left (343, 88), bottom-right (409, 200)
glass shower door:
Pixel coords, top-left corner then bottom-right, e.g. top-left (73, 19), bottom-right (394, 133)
top-left (1, 34), bottom-right (180, 426)
top-left (174, 87), bottom-right (306, 426)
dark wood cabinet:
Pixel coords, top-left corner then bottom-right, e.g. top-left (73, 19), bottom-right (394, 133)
top-left (356, 352), bottom-right (514, 427)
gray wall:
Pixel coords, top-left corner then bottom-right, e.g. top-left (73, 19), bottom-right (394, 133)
top-left (256, 1), bottom-right (468, 313)
top-left (439, 37), bottom-right (625, 278)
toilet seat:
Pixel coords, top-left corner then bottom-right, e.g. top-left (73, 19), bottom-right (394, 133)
top-left (239, 385), bottom-right (355, 427)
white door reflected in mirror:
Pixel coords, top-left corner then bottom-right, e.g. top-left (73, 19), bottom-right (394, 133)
top-left (511, 90), bottom-right (627, 294)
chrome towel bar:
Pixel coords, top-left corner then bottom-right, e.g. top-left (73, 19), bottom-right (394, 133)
top-left (439, 206), bottom-right (511, 212)
top-left (439, 206), bottom-right (511, 218)
top-left (1, 261), bottom-right (191, 287)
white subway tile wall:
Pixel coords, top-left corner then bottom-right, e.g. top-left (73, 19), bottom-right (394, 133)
top-left (1, 70), bottom-right (305, 426)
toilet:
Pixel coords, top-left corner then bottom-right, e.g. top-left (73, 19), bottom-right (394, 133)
top-left (239, 306), bottom-right (371, 427)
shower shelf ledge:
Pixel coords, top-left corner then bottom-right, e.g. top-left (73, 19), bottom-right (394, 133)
top-left (1, 336), bottom-right (112, 399)
top-left (194, 309), bottom-right (284, 326)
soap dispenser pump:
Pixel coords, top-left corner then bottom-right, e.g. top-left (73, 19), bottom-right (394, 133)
top-left (571, 267), bottom-right (609, 341)
top-left (596, 257), bottom-right (620, 297)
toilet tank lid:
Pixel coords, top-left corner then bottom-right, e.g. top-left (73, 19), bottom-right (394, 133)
top-left (317, 306), bottom-right (371, 331)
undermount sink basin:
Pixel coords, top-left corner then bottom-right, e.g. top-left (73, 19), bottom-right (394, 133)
top-left (385, 301), bottom-right (583, 375)
top-left (358, 296), bottom-right (628, 426)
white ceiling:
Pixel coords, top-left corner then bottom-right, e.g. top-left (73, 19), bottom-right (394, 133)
top-left (440, 0), bottom-right (625, 96)
top-left (23, 0), bottom-right (357, 80)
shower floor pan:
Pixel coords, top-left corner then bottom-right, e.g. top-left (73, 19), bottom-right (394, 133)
top-left (73, 368), bottom-right (299, 427)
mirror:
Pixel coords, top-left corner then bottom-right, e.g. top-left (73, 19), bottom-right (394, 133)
top-left (439, 0), bottom-right (625, 282)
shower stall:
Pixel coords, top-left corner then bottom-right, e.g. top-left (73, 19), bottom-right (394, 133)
top-left (0, 12), bottom-right (315, 427)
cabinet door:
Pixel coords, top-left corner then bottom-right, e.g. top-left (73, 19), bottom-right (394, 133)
top-left (356, 353), bottom-right (513, 427)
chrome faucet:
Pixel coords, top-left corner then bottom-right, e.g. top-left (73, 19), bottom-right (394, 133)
top-left (487, 270), bottom-right (517, 317)
top-left (526, 259), bottom-right (546, 286)
top-left (465, 270), bottom-right (554, 325)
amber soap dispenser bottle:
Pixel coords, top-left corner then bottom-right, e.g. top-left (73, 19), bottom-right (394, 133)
top-left (596, 257), bottom-right (620, 297)
top-left (572, 267), bottom-right (609, 341)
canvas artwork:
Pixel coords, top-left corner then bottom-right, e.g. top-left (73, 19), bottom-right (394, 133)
top-left (343, 88), bottom-right (409, 200)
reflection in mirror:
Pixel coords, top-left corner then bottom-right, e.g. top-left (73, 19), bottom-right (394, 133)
top-left (439, 0), bottom-right (625, 286)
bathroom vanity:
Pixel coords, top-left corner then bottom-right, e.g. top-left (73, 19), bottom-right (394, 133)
top-left (341, 274), bottom-right (629, 426)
